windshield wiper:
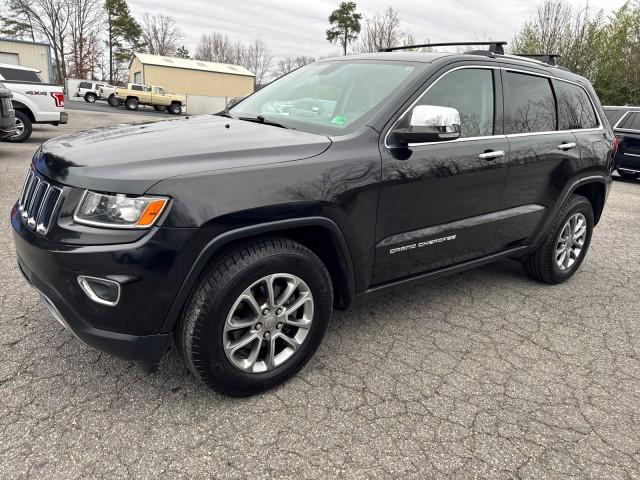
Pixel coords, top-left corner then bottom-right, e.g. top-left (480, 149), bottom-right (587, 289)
top-left (238, 115), bottom-right (291, 129)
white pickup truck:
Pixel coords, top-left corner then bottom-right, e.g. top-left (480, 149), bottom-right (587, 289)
top-left (0, 63), bottom-right (68, 142)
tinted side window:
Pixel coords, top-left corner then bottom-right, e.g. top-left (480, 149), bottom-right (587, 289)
top-left (413, 69), bottom-right (494, 138)
top-left (131, 85), bottom-right (143, 91)
top-left (554, 80), bottom-right (598, 129)
top-left (504, 71), bottom-right (556, 134)
top-left (0, 67), bottom-right (41, 82)
top-left (79, 81), bottom-right (92, 89)
top-left (619, 112), bottom-right (640, 131)
top-left (604, 109), bottom-right (625, 127)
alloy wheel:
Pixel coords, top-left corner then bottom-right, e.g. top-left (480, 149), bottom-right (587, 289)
top-left (223, 273), bottom-right (314, 373)
top-left (13, 118), bottom-right (24, 137)
top-left (555, 212), bottom-right (587, 271)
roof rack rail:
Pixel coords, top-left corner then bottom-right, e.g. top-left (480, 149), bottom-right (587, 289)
top-left (379, 41), bottom-right (507, 55)
top-left (512, 54), bottom-right (560, 66)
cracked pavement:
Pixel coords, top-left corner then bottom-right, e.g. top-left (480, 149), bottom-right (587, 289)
top-left (1, 111), bottom-right (639, 479)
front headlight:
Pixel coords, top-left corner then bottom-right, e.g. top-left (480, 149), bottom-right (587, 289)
top-left (74, 190), bottom-right (169, 228)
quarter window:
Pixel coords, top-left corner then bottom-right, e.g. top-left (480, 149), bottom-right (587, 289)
top-left (412, 69), bottom-right (494, 137)
top-left (503, 71), bottom-right (556, 134)
top-left (553, 80), bottom-right (598, 129)
top-left (79, 81), bottom-right (92, 89)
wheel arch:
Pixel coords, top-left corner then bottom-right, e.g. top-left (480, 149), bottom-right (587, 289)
top-left (531, 175), bottom-right (609, 248)
top-left (573, 178), bottom-right (606, 225)
top-left (161, 217), bottom-right (356, 333)
top-left (11, 101), bottom-right (35, 122)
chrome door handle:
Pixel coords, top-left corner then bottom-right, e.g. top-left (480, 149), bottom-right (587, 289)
top-left (558, 142), bottom-right (577, 151)
top-left (478, 150), bottom-right (505, 160)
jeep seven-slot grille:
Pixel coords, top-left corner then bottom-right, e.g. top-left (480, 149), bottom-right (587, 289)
top-left (18, 170), bottom-right (62, 235)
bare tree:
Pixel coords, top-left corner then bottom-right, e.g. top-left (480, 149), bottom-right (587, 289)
top-left (194, 32), bottom-right (243, 64)
top-left (354, 7), bottom-right (402, 53)
top-left (68, 0), bottom-right (103, 78)
top-left (140, 14), bottom-right (182, 56)
top-left (1, 0), bottom-right (71, 82)
top-left (511, 0), bottom-right (603, 78)
top-left (276, 55), bottom-right (315, 77)
top-left (241, 39), bottom-right (273, 86)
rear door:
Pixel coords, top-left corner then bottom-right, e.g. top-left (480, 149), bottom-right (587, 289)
top-left (496, 69), bottom-right (581, 250)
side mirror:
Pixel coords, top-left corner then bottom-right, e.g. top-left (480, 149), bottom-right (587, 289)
top-left (392, 105), bottom-right (461, 145)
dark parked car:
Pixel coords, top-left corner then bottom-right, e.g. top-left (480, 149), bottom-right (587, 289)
top-left (0, 81), bottom-right (17, 139)
top-left (11, 42), bottom-right (615, 396)
top-left (604, 106), bottom-right (640, 179)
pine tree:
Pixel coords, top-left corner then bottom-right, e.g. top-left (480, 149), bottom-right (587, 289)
top-left (105, 0), bottom-right (141, 84)
top-left (326, 2), bottom-right (362, 55)
top-left (175, 45), bottom-right (190, 59)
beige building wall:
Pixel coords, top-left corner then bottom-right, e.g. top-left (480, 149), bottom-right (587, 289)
top-left (0, 39), bottom-right (51, 82)
top-left (129, 60), bottom-right (254, 97)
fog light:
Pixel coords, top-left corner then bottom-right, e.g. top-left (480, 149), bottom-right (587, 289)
top-left (77, 276), bottom-right (121, 306)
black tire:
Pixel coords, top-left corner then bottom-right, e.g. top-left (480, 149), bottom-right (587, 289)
top-left (179, 238), bottom-right (333, 396)
top-left (108, 94), bottom-right (119, 107)
top-left (617, 169), bottom-right (639, 180)
top-left (84, 92), bottom-right (97, 103)
top-left (524, 194), bottom-right (594, 284)
top-left (168, 103), bottom-right (182, 115)
top-left (2, 110), bottom-right (32, 143)
top-left (125, 98), bottom-right (139, 110)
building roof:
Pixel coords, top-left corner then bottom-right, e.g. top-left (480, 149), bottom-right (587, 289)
top-left (0, 62), bottom-right (40, 72)
top-left (132, 52), bottom-right (255, 77)
top-left (0, 37), bottom-right (51, 47)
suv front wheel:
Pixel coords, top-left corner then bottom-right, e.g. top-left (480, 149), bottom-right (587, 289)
top-left (524, 194), bottom-right (594, 284)
top-left (178, 238), bottom-right (333, 396)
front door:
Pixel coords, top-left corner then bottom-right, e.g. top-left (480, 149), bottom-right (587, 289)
top-left (374, 67), bottom-right (509, 284)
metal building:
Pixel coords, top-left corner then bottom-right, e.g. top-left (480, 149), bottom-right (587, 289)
top-left (0, 38), bottom-right (53, 82)
top-left (128, 52), bottom-right (255, 98)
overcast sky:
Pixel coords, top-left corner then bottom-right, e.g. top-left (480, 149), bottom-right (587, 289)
top-left (127, 0), bottom-right (627, 61)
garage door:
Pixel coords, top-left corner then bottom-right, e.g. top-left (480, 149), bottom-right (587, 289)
top-left (0, 52), bottom-right (20, 65)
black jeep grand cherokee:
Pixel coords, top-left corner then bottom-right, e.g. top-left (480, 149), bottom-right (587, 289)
top-left (12, 43), bottom-right (615, 396)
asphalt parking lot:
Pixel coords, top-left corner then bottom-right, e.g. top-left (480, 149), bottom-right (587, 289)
top-left (1, 110), bottom-right (639, 479)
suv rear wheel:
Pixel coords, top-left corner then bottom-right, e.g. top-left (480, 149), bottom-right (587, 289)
top-left (2, 110), bottom-right (32, 143)
top-left (168, 103), bottom-right (182, 115)
top-left (524, 194), bottom-right (594, 284)
top-left (84, 92), bottom-right (97, 103)
top-left (179, 238), bottom-right (333, 396)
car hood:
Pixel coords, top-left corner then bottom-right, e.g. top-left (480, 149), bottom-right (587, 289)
top-left (35, 115), bottom-right (332, 194)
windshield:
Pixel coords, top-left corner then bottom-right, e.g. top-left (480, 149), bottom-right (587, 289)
top-left (230, 60), bottom-right (424, 136)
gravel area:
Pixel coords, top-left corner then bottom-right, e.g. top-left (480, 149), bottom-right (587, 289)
top-left (1, 110), bottom-right (639, 479)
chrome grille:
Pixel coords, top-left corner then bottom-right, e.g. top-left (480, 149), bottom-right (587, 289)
top-left (17, 170), bottom-right (62, 235)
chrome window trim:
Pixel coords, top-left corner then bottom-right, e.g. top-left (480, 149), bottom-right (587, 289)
top-left (384, 64), bottom-right (603, 149)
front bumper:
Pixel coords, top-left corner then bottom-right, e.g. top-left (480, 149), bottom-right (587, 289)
top-left (11, 204), bottom-right (196, 367)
